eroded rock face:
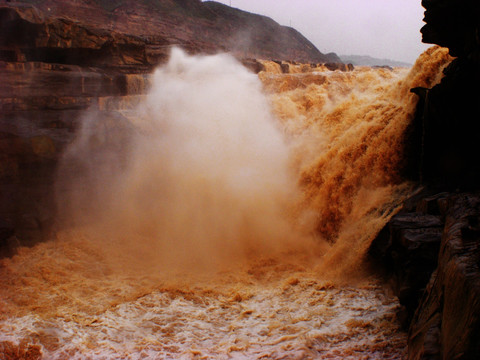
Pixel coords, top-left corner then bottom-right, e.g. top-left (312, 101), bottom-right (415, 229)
top-left (389, 1), bottom-right (480, 355)
top-left (1, 0), bottom-right (340, 65)
top-left (369, 190), bottom-right (448, 329)
top-left (0, 54), bottom-right (151, 250)
top-left (408, 194), bottom-right (480, 360)
top-left (370, 192), bottom-right (480, 359)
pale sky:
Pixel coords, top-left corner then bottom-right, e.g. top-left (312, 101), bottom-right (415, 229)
top-left (207, 0), bottom-right (430, 64)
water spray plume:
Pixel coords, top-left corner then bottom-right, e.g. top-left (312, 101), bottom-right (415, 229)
top-left (56, 48), bottom-right (312, 274)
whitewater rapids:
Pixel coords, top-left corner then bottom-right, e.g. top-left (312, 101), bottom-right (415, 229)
top-left (0, 47), bottom-right (452, 359)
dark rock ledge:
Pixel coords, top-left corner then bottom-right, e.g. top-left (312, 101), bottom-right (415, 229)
top-left (369, 190), bottom-right (448, 328)
top-left (370, 192), bottom-right (480, 359)
top-left (409, 193), bottom-right (480, 359)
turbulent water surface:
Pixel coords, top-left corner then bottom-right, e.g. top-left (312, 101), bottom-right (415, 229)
top-left (0, 47), bottom-right (451, 359)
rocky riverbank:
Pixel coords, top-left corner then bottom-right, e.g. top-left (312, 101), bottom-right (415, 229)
top-left (369, 191), bottom-right (480, 359)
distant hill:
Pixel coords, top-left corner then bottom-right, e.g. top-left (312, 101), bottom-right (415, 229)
top-left (2, 0), bottom-right (340, 64)
top-left (203, 1), bottom-right (341, 63)
top-left (340, 55), bottom-right (412, 68)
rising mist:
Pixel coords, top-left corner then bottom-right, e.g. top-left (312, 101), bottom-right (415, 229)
top-left (56, 48), bottom-right (315, 274)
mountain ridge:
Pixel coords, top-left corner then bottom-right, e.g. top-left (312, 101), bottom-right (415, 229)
top-left (340, 54), bottom-right (412, 68)
top-left (2, 0), bottom-right (340, 64)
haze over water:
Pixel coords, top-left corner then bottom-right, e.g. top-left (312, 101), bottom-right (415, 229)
top-left (208, 0), bottom-right (429, 64)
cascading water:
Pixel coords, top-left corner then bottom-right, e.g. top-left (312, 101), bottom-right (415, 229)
top-left (0, 46), bottom-right (451, 359)
top-left (263, 46), bottom-right (452, 278)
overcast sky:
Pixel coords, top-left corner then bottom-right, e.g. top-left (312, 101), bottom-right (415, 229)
top-left (207, 0), bottom-right (430, 64)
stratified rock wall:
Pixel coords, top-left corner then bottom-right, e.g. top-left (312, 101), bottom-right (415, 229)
top-left (1, 0), bottom-right (338, 65)
top-left (370, 191), bottom-right (480, 359)
top-left (0, 59), bottom-right (150, 253)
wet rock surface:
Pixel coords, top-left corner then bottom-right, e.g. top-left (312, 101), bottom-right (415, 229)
top-left (408, 193), bottom-right (480, 360)
top-left (0, 58), bottom-right (147, 250)
top-left (370, 192), bottom-right (480, 359)
top-left (369, 190), bottom-right (447, 328)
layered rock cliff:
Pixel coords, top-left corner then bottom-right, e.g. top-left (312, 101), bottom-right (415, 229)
top-left (409, 193), bottom-right (480, 359)
top-left (371, 191), bottom-right (480, 359)
top-left (1, 0), bottom-right (338, 66)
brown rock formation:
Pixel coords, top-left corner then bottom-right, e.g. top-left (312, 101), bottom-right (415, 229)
top-left (369, 190), bottom-right (447, 327)
top-left (408, 194), bottom-right (480, 359)
top-left (1, 0), bottom-right (338, 65)
top-left (370, 191), bottom-right (480, 359)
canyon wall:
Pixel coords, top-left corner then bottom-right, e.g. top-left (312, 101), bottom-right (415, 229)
top-left (371, 191), bottom-right (480, 359)
top-left (1, 0), bottom-right (339, 65)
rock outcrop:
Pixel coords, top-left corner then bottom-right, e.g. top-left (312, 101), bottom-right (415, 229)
top-left (408, 193), bottom-right (480, 359)
top-left (370, 192), bottom-right (480, 359)
top-left (369, 191), bottom-right (446, 328)
top-left (0, 57), bottom-right (151, 249)
top-left (1, 0), bottom-right (339, 65)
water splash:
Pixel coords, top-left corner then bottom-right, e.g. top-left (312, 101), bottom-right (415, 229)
top-left (56, 47), bottom-right (315, 275)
